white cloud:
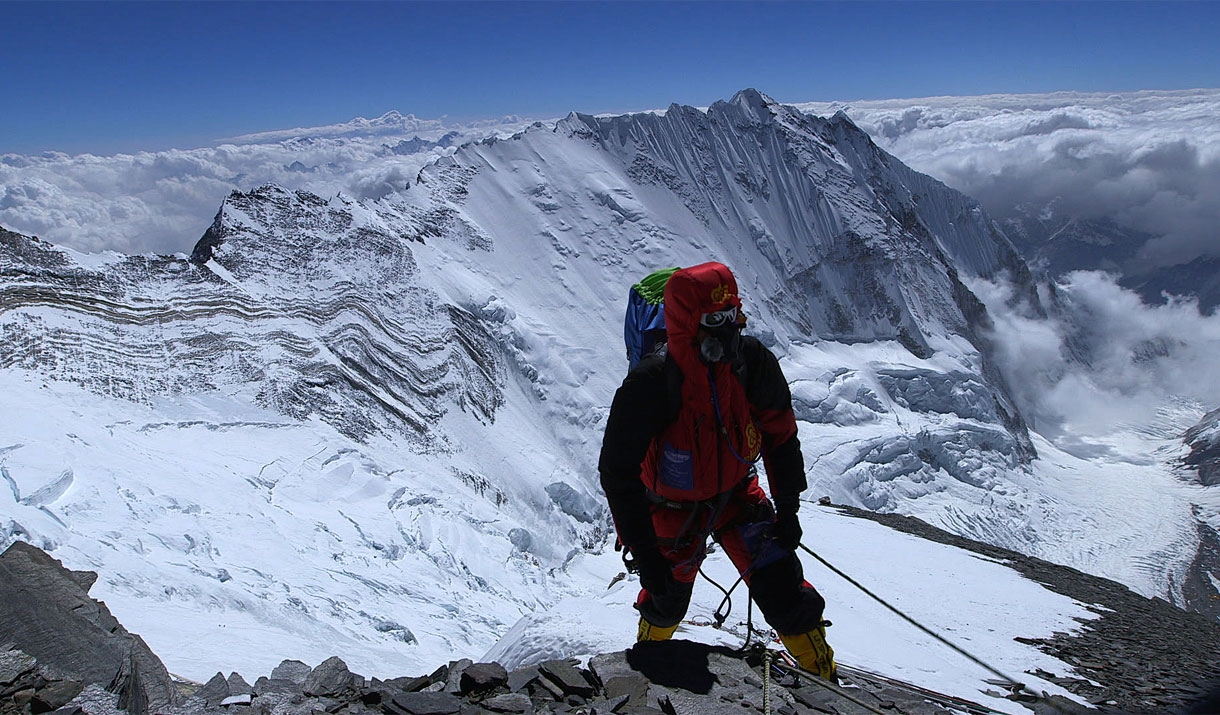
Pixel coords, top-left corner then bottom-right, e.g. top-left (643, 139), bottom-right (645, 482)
top-left (798, 90), bottom-right (1220, 271)
top-left (4, 90), bottom-right (1218, 267)
top-left (968, 270), bottom-right (1220, 453)
top-left (222, 110), bottom-right (529, 144)
top-left (0, 117), bottom-right (541, 255)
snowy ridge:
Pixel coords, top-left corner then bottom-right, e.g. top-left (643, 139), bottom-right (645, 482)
top-left (3, 189), bottom-right (503, 443)
top-left (1, 91), bottom-right (1217, 692)
top-left (432, 92), bottom-right (1070, 550)
top-left (794, 90), bottom-right (1220, 311)
top-left (551, 91), bottom-right (1032, 348)
top-left (2, 203), bottom-right (612, 679)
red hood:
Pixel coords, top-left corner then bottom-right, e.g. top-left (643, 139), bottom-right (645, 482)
top-left (650, 261), bottom-right (756, 499)
top-left (663, 262), bottom-right (743, 367)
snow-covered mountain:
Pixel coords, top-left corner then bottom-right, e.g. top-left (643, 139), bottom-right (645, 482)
top-left (2, 90), bottom-right (1218, 693)
top-left (795, 90), bottom-right (1220, 313)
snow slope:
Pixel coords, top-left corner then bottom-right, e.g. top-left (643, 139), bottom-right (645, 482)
top-left (2, 91), bottom-right (1216, 689)
top-left (485, 505), bottom-right (1097, 715)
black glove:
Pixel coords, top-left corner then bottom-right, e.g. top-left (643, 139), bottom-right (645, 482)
top-left (772, 499), bottom-right (803, 550)
top-left (632, 547), bottom-right (676, 597)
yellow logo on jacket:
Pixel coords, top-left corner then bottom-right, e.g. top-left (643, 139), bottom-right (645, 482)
top-left (710, 283), bottom-right (736, 305)
top-left (745, 422), bottom-right (762, 460)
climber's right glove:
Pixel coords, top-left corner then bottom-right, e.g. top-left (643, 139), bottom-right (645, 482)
top-left (632, 547), bottom-right (676, 597)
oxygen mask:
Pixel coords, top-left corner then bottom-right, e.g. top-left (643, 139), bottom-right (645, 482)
top-left (698, 307), bottom-right (741, 364)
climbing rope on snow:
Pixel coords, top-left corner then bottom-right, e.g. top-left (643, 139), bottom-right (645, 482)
top-left (691, 542), bottom-right (1064, 713)
top-left (796, 541), bottom-right (1031, 695)
top-left (698, 566), bottom-right (742, 629)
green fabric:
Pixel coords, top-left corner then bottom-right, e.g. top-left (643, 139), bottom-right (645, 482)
top-left (632, 267), bottom-right (680, 306)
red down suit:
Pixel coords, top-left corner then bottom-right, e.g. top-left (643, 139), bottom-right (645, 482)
top-left (599, 262), bottom-right (826, 634)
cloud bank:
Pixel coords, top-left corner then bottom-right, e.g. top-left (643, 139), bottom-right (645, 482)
top-left (968, 271), bottom-right (1220, 458)
top-left (0, 113), bottom-right (539, 256)
top-left (5, 91), bottom-right (1218, 264)
top-left (798, 90), bottom-right (1220, 272)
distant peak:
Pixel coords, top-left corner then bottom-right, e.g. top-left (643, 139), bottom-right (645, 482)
top-left (831, 109), bottom-right (857, 125)
top-left (710, 89), bottom-right (779, 124)
top-left (374, 110), bottom-right (407, 123)
top-left (729, 88), bottom-right (776, 109)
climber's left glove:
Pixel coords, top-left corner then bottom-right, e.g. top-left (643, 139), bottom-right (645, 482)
top-left (772, 497), bottom-right (803, 550)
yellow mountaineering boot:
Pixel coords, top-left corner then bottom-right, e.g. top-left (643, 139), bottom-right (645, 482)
top-left (779, 621), bottom-right (837, 681)
top-left (636, 617), bottom-right (679, 642)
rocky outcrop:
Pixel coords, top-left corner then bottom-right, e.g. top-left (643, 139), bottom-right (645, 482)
top-left (0, 542), bottom-right (177, 715)
top-left (43, 646), bottom-right (1016, 715)
top-left (0, 542), bottom-right (1060, 715)
top-left (9, 533), bottom-right (1220, 715)
top-left (1183, 407), bottom-right (1220, 487)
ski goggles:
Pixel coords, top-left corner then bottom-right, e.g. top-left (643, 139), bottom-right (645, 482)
top-left (700, 306), bottom-right (738, 328)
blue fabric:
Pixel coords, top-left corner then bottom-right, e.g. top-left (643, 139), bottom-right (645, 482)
top-left (657, 442), bottom-right (694, 491)
top-left (625, 286), bottom-right (668, 369)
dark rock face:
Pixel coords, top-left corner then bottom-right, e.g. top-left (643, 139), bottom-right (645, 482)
top-left (1183, 407), bottom-right (1220, 487)
top-left (1182, 510), bottom-right (1220, 623)
top-left (0, 542), bottom-right (177, 715)
top-left (193, 673), bottom-right (230, 707)
top-left (385, 690), bottom-right (461, 715)
top-left (537, 659), bottom-right (595, 699)
top-left (0, 648), bottom-right (83, 715)
top-left (1122, 254), bottom-right (1220, 314)
top-left (302, 656), bottom-right (358, 698)
top-left (457, 662), bottom-right (507, 696)
top-left (270, 660), bottom-right (312, 685)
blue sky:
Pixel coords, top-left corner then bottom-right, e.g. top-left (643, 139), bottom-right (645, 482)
top-left (3, 0), bottom-right (1218, 155)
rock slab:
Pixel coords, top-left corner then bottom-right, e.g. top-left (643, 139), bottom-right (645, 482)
top-left (0, 542), bottom-right (177, 715)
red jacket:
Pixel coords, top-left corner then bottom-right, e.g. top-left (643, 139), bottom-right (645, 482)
top-left (600, 262), bottom-right (806, 551)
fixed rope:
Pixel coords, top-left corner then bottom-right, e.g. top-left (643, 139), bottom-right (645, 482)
top-left (690, 539), bottom-right (1054, 711)
top-left (695, 549), bottom-right (1028, 714)
top-left (797, 541), bottom-right (1028, 693)
top-left (698, 567), bottom-right (769, 650)
top-left (775, 655), bottom-right (1002, 715)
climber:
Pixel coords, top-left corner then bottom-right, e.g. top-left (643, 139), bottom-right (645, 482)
top-left (599, 261), bottom-right (836, 681)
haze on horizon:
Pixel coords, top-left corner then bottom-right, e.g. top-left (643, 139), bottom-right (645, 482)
top-left (2, 1), bottom-right (1218, 156)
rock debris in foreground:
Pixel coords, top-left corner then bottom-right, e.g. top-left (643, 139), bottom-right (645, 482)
top-left (0, 541), bottom-right (177, 715)
top-left (5, 529), bottom-right (1220, 715)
